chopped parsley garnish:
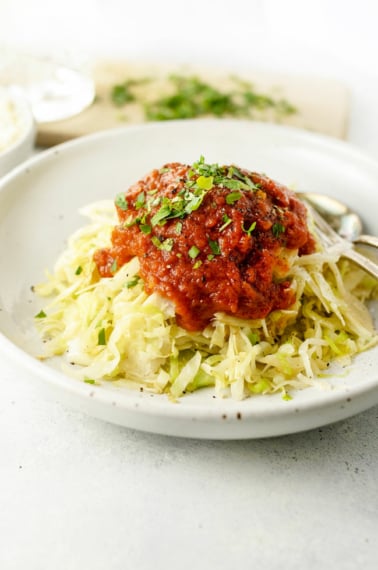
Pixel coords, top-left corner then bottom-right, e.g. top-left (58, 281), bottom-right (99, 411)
top-left (110, 259), bottom-right (118, 274)
top-left (183, 191), bottom-right (206, 215)
top-left (247, 331), bottom-right (260, 345)
top-left (135, 192), bottom-right (146, 209)
top-left (115, 193), bottom-right (129, 211)
top-left (223, 179), bottom-right (241, 190)
top-left (219, 214), bottom-right (232, 231)
top-left (151, 236), bottom-right (163, 248)
top-left (208, 239), bottom-right (221, 255)
top-left (151, 236), bottom-right (174, 251)
top-left (243, 221), bottom-right (256, 235)
top-left (196, 175), bottom-right (214, 190)
top-left (75, 266), bottom-right (83, 275)
top-left (160, 238), bottom-right (174, 251)
top-left (121, 157), bottom-right (270, 255)
top-left (35, 310), bottom-right (47, 319)
top-left (97, 328), bottom-right (106, 346)
top-left (188, 245), bottom-right (200, 259)
top-left (151, 199), bottom-right (175, 226)
top-left (160, 238), bottom-right (175, 251)
top-left (84, 378), bottom-right (96, 385)
top-left (282, 392), bottom-right (293, 401)
top-left (140, 223), bottom-right (152, 235)
top-left (123, 214), bottom-right (137, 228)
top-left (191, 155), bottom-right (224, 181)
top-left (272, 223), bottom-right (286, 237)
top-left (226, 191), bottom-right (242, 204)
top-left (125, 275), bottom-right (141, 288)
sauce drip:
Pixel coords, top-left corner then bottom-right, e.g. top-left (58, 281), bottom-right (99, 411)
top-left (94, 159), bottom-right (315, 331)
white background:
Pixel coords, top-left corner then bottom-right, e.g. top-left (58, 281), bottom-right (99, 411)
top-left (1, 1), bottom-right (378, 569)
top-left (1, 0), bottom-right (378, 157)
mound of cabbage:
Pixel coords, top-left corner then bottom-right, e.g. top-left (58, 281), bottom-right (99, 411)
top-left (34, 201), bottom-right (377, 400)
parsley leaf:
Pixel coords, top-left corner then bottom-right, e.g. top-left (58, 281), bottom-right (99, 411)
top-left (151, 236), bottom-right (174, 251)
top-left (35, 310), bottom-right (47, 319)
top-left (98, 328), bottom-right (106, 346)
top-left (188, 245), bottom-right (200, 259)
top-left (219, 214), bottom-right (232, 231)
top-left (135, 192), bottom-right (146, 209)
top-left (208, 239), bottom-right (221, 255)
top-left (196, 175), bottom-right (214, 190)
top-left (115, 193), bottom-right (128, 211)
top-left (272, 223), bottom-right (286, 237)
top-left (125, 275), bottom-right (141, 288)
top-left (84, 378), bottom-right (96, 385)
top-left (150, 198), bottom-right (174, 226)
top-left (226, 191), bottom-right (242, 205)
top-left (110, 259), bottom-right (118, 274)
top-left (243, 221), bottom-right (256, 235)
top-left (140, 223), bottom-right (152, 235)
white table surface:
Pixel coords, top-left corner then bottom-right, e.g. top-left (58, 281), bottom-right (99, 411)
top-left (1, 1), bottom-right (378, 569)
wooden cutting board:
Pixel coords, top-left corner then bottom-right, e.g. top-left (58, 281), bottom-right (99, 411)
top-left (36, 60), bottom-right (349, 147)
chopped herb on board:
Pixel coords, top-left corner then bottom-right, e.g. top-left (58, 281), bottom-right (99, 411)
top-left (111, 83), bottom-right (136, 106)
top-left (110, 74), bottom-right (296, 122)
top-left (110, 78), bottom-right (149, 106)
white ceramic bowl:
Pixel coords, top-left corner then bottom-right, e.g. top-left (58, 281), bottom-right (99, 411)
top-left (0, 88), bottom-right (36, 177)
top-left (0, 119), bottom-right (377, 439)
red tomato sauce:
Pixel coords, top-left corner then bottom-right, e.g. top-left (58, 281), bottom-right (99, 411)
top-left (94, 160), bottom-right (315, 331)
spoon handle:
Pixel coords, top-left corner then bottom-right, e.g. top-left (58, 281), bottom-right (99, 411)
top-left (354, 234), bottom-right (378, 249)
top-left (305, 201), bottom-right (378, 280)
top-left (342, 248), bottom-right (378, 280)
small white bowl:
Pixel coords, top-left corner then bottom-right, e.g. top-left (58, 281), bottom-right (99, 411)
top-left (0, 88), bottom-right (36, 177)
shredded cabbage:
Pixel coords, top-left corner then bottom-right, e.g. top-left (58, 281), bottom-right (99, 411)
top-left (34, 200), bottom-right (378, 400)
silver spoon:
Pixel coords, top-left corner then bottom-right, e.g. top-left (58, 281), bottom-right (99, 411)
top-left (298, 192), bottom-right (378, 248)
